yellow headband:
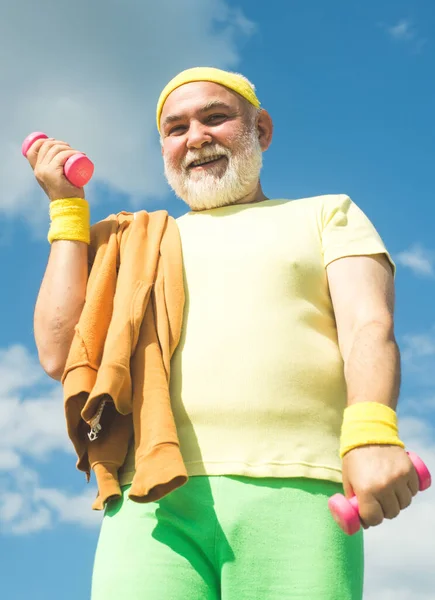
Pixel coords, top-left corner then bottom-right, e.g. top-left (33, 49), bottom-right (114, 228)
top-left (156, 67), bottom-right (261, 132)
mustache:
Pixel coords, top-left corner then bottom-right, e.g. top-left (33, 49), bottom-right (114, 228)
top-left (182, 145), bottom-right (231, 170)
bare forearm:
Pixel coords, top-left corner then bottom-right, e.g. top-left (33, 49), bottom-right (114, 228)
top-left (344, 321), bottom-right (401, 409)
top-left (34, 240), bottom-right (88, 379)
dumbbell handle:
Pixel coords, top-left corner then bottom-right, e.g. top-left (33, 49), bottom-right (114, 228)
top-left (328, 450), bottom-right (432, 535)
top-left (22, 132), bottom-right (94, 188)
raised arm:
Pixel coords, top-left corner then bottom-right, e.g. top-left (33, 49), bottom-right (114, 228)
top-left (34, 240), bottom-right (88, 380)
top-left (27, 138), bottom-right (90, 380)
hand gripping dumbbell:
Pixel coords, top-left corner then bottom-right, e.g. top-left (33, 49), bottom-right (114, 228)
top-left (22, 132), bottom-right (94, 188)
top-left (328, 451), bottom-right (432, 535)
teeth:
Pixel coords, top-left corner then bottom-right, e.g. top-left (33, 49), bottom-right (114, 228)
top-left (190, 155), bottom-right (222, 167)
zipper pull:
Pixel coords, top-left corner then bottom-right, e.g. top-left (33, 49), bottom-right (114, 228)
top-left (88, 423), bottom-right (102, 441)
top-left (87, 399), bottom-right (107, 441)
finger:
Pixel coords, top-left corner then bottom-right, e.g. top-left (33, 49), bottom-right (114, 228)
top-left (408, 468), bottom-right (420, 496)
top-left (396, 485), bottom-right (413, 511)
top-left (40, 143), bottom-right (72, 165)
top-left (378, 491), bottom-right (401, 520)
top-left (342, 475), bottom-right (354, 499)
top-left (33, 149), bottom-right (83, 189)
top-left (25, 138), bottom-right (54, 169)
top-left (358, 496), bottom-right (384, 528)
top-left (37, 140), bottom-right (71, 165)
top-left (35, 138), bottom-right (60, 164)
top-left (50, 149), bottom-right (83, 168)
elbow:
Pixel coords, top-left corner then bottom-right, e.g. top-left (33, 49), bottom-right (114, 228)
top-left (34, 336), bottom-right (69, 382)
top-left (367, 318), bottom-right (396, 343)
top-left (38, 356), bottom-right (65, 381)
top-left (46, 366), bottom-right (64, 382)
top-left (355, 317), bottom-right (396, 341)
top-left (340, 318), bottom-right (397, 365)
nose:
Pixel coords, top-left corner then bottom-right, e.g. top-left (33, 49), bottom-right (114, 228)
top-left (186, 120), bottom-right (212, 149)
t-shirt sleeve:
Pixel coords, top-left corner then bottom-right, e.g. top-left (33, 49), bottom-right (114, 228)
top-left (321, 194), bottom-right (395, 275)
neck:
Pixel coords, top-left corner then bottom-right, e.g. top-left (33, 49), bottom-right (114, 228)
top-left (186, 181), bottom-right (268, 212)
top-left (232, 181), bottom-right (268, 207)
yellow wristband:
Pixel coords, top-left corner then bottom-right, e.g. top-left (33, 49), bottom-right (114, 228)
top-left (48, 198), bottom-right (90, 244)
top-left (339, 402), bottom-right (405, 458)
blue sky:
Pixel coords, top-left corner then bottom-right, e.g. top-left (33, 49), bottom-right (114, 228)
top-left (1, 1), bottom-right (434, 598)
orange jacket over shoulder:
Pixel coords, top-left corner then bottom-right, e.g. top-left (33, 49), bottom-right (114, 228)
top-left (61, 210), bottom-right (187, 510)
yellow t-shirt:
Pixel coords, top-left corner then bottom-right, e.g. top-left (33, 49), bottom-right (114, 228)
top-left (119, 195), bottom-right (394, 486)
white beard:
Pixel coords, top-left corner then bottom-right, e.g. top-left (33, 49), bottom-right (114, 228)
top-left (163, 125), bottom-right (263, 211)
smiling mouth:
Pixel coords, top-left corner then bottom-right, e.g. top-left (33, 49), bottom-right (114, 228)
top-left (188, 155), bottom-right (227, 169)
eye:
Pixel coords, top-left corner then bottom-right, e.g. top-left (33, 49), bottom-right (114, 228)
top-left (168, 125), bottom-right (187, 136)
top-left (207, 114), bottom-right (228, 124)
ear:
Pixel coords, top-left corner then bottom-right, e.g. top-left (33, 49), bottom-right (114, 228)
top-left (257, 109), bottom-right (273, 151)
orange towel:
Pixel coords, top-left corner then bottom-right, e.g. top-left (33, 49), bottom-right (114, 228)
top-left (62, 210), bottom-right (187, 509)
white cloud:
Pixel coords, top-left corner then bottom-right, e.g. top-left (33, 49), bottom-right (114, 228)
top-left (384, 19), bottom-right (427, 53)
top-left (0, 471), bottom-right (101, 535)
top-left (402, 332), bottom-right (435, 360)
top-left (0, 450), bottom-right (21, 470)
top-left (0, 345), bottom-right (45, 395)
top-left (0, 344), bottom-right (101, 534)
top-left (388, 19), bottom-right (416, 41)
top-left (0, 346), bottom-right (71, 468)
top-left (34, 487), bottom-right (102, 529)
top-left (403, 395), bottom-right (435, 415)
top-left (401, 330), bottom-right (435, 385)
top-left (396, 245), bottom-right (434, 277)
top-left (0, 0), bottom-right (255, 236)
top-left (0, 390), bottom-right (71, 464)
top-left (5, 504), bottom-right (52, 536)
top-left (0, 492), bottom-right (24, 522)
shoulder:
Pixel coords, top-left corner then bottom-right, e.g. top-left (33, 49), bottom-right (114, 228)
top-left (277, 194), bottom-right (352, 212)
top-left (274, 194), bottom-right (354, 225)
top-left (310, 193), bottom-right (353, 214)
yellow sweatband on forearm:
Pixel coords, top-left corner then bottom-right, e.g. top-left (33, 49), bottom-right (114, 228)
top-left (339, 402), bottom-right (405, 458)
top-left (48, 198), bottom-right (90, 244)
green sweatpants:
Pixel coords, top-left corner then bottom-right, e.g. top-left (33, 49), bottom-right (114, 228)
top-left (91, 476), bottom-right (364, 599)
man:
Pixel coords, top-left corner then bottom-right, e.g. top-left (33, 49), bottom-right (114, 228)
top-left (30, 67), bottom-right (418, 599)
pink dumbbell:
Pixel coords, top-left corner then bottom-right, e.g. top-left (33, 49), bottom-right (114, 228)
top-left (22, 132), bottom-right (94, 188)
top-left (329, 450), bottom-right (432, 535)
